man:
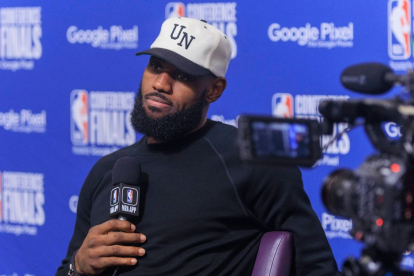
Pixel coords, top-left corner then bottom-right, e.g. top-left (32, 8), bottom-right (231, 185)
top-left (57, 17), bottom-right (341, 276)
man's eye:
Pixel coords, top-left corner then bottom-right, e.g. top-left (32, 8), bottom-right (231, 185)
top-left (176, 72), bottom-right (192, 81)
top-left (150, 62), bottom-right (162, 70)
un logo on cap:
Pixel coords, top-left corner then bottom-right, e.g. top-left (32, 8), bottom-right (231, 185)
top-left (170, 24), bottom-right (196, 50)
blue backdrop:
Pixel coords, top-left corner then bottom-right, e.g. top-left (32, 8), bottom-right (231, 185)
top-left (1, 0), bottom-right (413, 275)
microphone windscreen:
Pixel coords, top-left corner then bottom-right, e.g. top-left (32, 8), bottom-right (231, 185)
top-left (112, 157), bottom-right (141, 186)
top-left (340, 63), bottom-right (394, 95)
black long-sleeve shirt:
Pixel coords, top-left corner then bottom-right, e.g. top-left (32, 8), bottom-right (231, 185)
top-left (56, 120), bottom-right (340, 275)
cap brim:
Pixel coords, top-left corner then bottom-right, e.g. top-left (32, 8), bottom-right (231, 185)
top-left (136, 48), bottom-right (212, 76)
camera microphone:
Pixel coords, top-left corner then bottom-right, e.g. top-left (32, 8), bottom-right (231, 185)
top-left (340, 63), bottom-right (397, 95)
top-left (109, 156), bottom-right (142, 221)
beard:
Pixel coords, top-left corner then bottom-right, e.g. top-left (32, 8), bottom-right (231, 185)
top-left (130, 88), bottom-right (207, 142)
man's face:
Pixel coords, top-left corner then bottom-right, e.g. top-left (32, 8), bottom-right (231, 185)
top-left (140, 56), bottom-right (213, 120)
top-left (130, 56), bottom-right (215, 142)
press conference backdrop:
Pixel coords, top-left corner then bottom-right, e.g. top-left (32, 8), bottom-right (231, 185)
top-left (0, 0), bottom-right (413, 275)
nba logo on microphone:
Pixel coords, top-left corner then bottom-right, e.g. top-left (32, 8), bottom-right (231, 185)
top-left (127, 189), bottom-right (133, 204)
top-left (165, 2), bottom-right (185, 19)
top-left (112, 189), bottom-right (118, 204)
top-left (272, 93), bottom-right (294, 118)
top-left (70, 90), bottom-right (89, 145)
top-left (388, 0), bottom-right (411, 60)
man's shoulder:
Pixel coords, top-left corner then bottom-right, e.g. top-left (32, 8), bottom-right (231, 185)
top-left (202, 120), bottom-right (239, 158)
top-left (206, 119), bottom-right (238, 141)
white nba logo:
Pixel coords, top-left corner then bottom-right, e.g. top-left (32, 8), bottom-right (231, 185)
top-left (70, 89), bottom-right (89, 145)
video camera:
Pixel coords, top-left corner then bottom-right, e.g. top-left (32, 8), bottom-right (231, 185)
top-left (238, 63), bottom-right (414, 276)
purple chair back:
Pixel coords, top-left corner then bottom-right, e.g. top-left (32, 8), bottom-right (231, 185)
top-left (251, 232), bottom-right (293, 276)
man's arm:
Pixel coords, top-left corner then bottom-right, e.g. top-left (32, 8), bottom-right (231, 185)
top-left (56, 159), bottom-right (146, 276)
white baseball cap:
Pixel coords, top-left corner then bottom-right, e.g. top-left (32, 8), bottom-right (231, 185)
top-left (136, 17), bottom-right (232, 78)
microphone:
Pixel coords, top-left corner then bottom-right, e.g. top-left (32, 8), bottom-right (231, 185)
top-left (340, 63), bottom-right (396, 95)
top-left (109, 157), bottom-right (142, 221)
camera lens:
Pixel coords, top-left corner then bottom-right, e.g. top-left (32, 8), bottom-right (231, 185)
top-left (322, 169), bottom-right (358, 218)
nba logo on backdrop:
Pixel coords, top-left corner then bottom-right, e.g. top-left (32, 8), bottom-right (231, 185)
top-left (272, 93), bottom-right (294, 118)
top-left (165, 2), bottom-right (185, 18)
top-left (388, 0), bottom-right (411, 59)
top-left (70, 90), bottom-right (89, 145)
top-left (388, 0), bottom-right (414, 71)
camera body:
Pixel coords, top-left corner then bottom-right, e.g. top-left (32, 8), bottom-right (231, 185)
top-left (323, 153), bottom-right (414, 253)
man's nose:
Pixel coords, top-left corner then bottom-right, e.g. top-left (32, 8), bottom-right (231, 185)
top-left (153, 72), bottom-right (173, 94)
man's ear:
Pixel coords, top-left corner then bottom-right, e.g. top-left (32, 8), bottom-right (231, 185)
top-left (205, 77), bottom-right (227, 103)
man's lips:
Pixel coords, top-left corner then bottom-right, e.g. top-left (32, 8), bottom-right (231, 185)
top-left (145, 92), bottom-right (173, 108)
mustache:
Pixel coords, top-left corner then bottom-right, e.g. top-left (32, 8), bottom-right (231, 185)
top-left (144, 92), bottom-right (173, 106)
